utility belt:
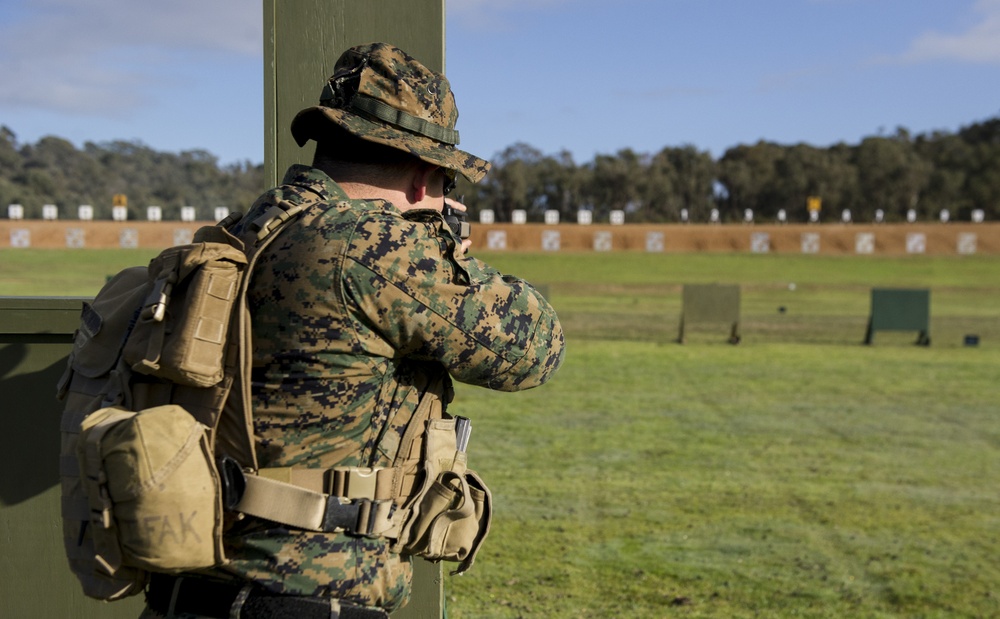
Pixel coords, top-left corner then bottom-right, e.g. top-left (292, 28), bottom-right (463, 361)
top-left (76, 406), bottom-right (491, 583)
top-left (231, 415), bottom-right (492, 572)
top-left (230, 462), bottom-right (412, 539)
top-left (146, 573), bottom-right (389, 619)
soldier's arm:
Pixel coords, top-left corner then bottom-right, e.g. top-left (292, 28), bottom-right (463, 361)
top-left (344, 213), bottom-right (564, 391)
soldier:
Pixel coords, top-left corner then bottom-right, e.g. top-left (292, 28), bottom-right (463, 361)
top-left (140, 42), bottom-right (564, 619)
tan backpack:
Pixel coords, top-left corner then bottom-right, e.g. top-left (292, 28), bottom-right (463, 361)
top-left (58, 199), bottom-right (492, 601)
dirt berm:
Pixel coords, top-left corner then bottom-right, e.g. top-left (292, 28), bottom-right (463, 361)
top-left (1, 221), bottom-right (997, 256)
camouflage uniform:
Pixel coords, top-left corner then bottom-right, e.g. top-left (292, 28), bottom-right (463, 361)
top-left (141, 43), bottom-right (563, 617)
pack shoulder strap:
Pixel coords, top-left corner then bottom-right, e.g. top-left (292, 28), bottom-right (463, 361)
top-left (223, 192), bottom-right (413, 538)
top-left (220, 197), bottom-right (317, 469)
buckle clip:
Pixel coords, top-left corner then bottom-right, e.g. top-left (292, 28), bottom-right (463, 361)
top-left (219, 457), bottom-right (247, 510)
top-left (322, 497), bottom-right (362, 533)
top-left (321, 497), bottom-right (386, 537)
top-left (140, 274), bottom-right (176, 322)
top-left (252, 201), bottom-right (306, 242)
top-left (328, 467), bottom-right (377, 499)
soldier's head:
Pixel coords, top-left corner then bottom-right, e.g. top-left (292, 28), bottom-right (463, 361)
top-left (291, 42), bottom-right (489, 187)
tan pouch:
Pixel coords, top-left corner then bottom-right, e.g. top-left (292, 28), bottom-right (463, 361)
top-left (398, 417), bottom-right (493, 574)
top-left (404, 469), bottom-right (492, 574)
top-left (77, 404), bottom-right (226, 575)
top-left (123, 227), bottom-right (246, 388)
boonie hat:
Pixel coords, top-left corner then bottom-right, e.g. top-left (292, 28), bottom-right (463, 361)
top-left (291, 42), bottom-right (490, 183)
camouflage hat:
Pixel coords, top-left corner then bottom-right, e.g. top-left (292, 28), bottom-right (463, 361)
top-left (291, 42), bottom-right (490, 183)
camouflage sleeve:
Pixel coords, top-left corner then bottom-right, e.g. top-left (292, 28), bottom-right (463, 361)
top-left (344, 209), bottom-right (564, 391)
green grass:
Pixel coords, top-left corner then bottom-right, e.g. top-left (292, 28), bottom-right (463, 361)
top-left (449, 252), bottom-right (1000, 618)
top-left (448, 342), bottom-right (1000, 618)
top-left (0, 248), bottom-right (158, 296)
top-left (481, 252), bottom-right (1000, 348)
top-left (3, 248), bottom-right (1000, 617)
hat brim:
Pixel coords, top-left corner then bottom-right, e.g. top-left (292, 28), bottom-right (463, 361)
top-left (291, 106), bottom-right (490, 183)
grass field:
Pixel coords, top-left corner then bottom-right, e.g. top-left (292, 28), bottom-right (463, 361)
top-left (3, 248), bottom-right (999, 618)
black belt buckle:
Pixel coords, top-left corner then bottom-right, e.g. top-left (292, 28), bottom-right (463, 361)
top-left (322, 497), bottom-right (383, 537)
top-left (219, 456), bottom-right (247, 510)
top-left (322, 496), bottom-right (362, 533)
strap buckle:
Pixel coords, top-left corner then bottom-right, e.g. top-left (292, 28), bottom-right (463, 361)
top-left (141, 275), bottom-right (174, 322)
top-left (322, 497), bottom-right (363, 534)
top-left (328, 467), bottom-right (377, 499)
top-left (321, 497), bottom-right (394, 538)
top-left (219, 457), bottom-right (247, 511)
top-left (251, 201), bottom-right (305, 242)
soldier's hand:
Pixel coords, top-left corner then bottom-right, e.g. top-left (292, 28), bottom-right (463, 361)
top-left (444, 197), bottom-right (472, 254)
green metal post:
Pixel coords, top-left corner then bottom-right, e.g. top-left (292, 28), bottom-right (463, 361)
top-left (264, 0), bottom-right (445, 187)
top-left (264, 2), bottom-right (447, 616)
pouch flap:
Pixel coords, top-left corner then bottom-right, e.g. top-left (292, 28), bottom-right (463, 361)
top-left (148, 239), bottom-right (248, 285)
top-left (192, 224), bottom-right (245, 251)
top-left (71, 267), bottom-right (151, 379)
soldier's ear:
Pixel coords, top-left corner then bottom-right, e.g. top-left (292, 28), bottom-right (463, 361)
top-left (410, 163), bottom-right (438, 202)
top-left (412, 179), bottom-right (427, 203)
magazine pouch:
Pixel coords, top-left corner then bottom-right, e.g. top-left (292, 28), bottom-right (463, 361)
top-left (123, 227), bottom-right (247, 387)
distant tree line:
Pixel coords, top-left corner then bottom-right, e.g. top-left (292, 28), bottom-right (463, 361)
top-left (453, 116), bottom-right (1000, 224)
top-left (3, 116), bottom-right (999, 223)
top-left (0, 126), bottom-right (264, 220)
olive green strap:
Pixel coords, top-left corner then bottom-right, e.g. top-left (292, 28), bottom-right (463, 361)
top-left (251, 200), bottom-right (308, 242)
top-left (351, 93), bottom-right (460, 145)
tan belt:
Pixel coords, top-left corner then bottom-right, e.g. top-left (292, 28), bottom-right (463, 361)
top-left (257, 466), bottom-right (401, 500)
top-left (233, 466), bottom-right (413, 539)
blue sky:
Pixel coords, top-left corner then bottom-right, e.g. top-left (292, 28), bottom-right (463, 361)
top-left (1, 0), bottom-right (998, 167)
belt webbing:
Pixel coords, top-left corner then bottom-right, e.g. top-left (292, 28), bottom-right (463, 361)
top-left (234, 472), bottom-right (403, 538)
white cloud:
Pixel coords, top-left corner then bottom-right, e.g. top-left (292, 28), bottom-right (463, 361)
top-left (900, 0), bottom-right (1000, 63)
top-left (15, 0), bottom-right (262, 55)
top-left (0, 0), bottom-right (262, 114)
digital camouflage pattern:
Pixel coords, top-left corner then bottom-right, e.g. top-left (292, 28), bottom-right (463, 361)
top-left (207, 164), bottom-right (564, 611)
top-left (291, 42), bottom-right (491, 183)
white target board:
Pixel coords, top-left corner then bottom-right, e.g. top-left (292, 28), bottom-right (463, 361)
top-left (541, 230), bottom-right (561, 251)
top-left (487, 230), bottom-right (507, 250)
top-left (593, 231), bottom-right (612, 252)
top-left (906, 233), bottom-right (926, 254)
top-left (801, 233), bottom-right (820, 254)
top-left (855, 233), bottom-right (875, 255)
top-left (646, 231), bottom-right (664, 252)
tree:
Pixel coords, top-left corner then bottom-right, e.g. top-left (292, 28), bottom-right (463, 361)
top-left (655, 145), bottom-right (716, 221)
top-left (483, 143), bottom-right (542, 221)
top-left (957, 118), bottom-right (1000, 218)
top-left (585, 149), bottom-right (646, 222)
top-left (915, 132), bottom-right (973, 218)
top-left (716, 141), bottom-right (784, 221)
top-left (853, 129), bottom-right (931, 221)
top-left (3, 114), bottom-right (1000, 223)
